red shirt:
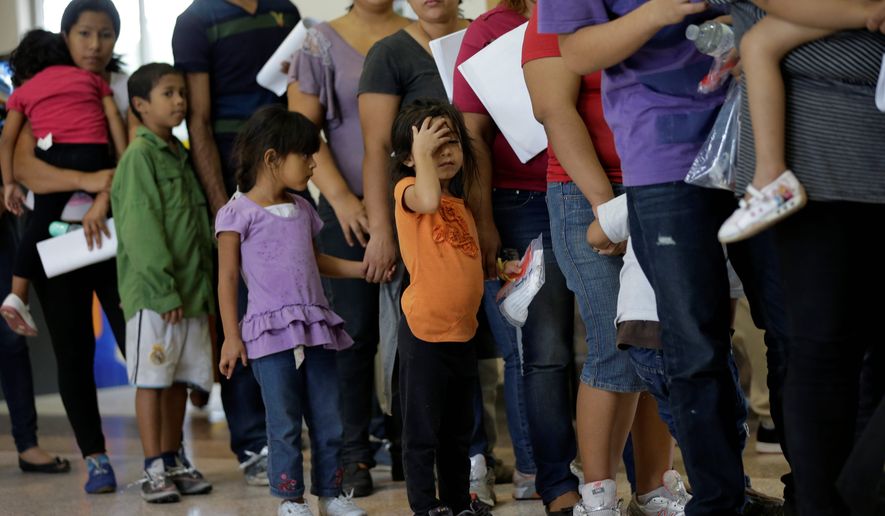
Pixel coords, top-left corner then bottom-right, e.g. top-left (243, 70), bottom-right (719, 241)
top-left (6, 65), bottom-right (113, 144)
top-left (452, 5), bottom-right (548, 192)
top-left (520, 7), bottom-right (622, 185)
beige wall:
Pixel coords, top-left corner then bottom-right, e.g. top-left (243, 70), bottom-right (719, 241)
top-left (297, 0), bottom-right (490, 22)
top-left (1, 0), bottom-right (32, 55)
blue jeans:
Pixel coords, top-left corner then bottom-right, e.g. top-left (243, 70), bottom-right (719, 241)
top-left (629, 346), bottom-right (747, 448)
top-left (251, 347), bottom-right (343, 499)
top-left (484, 188), bottom-right (576, 503)
top-left (0, 214), bottom-right (38, 453)
top-left (317, 198), bottom-right (382, 468)
top-left (217, 273), bottom-right (267, 463)
top-left (547, 182), bottom-right (645, 393)
top-left (626, 182), bottom-right (747, 515)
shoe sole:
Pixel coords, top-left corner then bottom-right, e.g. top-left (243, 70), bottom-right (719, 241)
top-left (0, 307), bottom-right (37, 337)
top-left (143, 492), bottom-right (181, 503)
top-left (719, 185), bottom-right (807, 244)
top-left (177, 483), bottom-right (213, 495)
top-left (85, 485), bottom-right (116, 494)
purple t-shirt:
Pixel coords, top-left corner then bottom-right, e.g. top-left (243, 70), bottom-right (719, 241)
top-left (537, 0), bottom-right (727, 186)
top-left (215, 194), bottom-right (353, 359)
top-left (289, 23), bottom-right (366, 196)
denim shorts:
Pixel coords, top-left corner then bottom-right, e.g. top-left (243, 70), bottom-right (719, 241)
top-left (547, 182), bottom-right (645, 392)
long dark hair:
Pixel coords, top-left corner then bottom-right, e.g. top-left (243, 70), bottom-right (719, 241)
top-left (232, 105), bottom-right (321, 192)
top-left (389, 98), bottom-right (478, 201)
top-left (9, 30), bottom-right (74, 87)
top-left (60, 0), bottom-right (124, 73)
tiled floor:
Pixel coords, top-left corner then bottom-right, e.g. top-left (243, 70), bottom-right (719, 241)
top-left (0, 386), bottom-right (790, 515)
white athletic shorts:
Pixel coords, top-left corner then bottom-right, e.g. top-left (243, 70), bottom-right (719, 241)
top-left (125, 309), bottom-right (213, 392)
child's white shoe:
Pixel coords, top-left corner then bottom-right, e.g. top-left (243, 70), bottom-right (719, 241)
top-left (279, 500), bottom-right (313, 516)
top-left (319, 491), bottom-right (367, 516)
top-left (1, 293), bottom-right (38, 336)
top-left (718, 170), bottom-right (806, 243)
top-left (575, 479), bottom-right (621, 516)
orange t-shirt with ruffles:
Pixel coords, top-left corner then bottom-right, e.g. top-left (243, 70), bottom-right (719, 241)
top-left (394, 177), bottom-right (484, 343)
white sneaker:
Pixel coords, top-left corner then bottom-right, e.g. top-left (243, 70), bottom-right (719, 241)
top-left (239, 445), bottom-right (269, 486)
top-left (662, 470), bottom-right (691, 506)
top-left (319, 491), bottom-right (367, 516)
top-left (577, 479), bottom-right (621, 516)
top-left (570, 460), bottom-right (585, 488)
top-left (718, 170), bottom-right (806, 243)
top-left (279, 500), bottom-right (313, 516)
top-left (1, 293), bottom-right (38, 336)
top-left (469, 454), bottom-right (496, 507)
top-left (627, 481), bottom-right (686, 516)
top-left (512, 469), bottom-right (540, 500)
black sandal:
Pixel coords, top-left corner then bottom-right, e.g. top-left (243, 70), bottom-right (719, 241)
top-left (18, 456), bottom-right (71, 474)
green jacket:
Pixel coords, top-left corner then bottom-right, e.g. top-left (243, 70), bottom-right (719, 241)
top-left (111, 126), bottom-right (214, 321)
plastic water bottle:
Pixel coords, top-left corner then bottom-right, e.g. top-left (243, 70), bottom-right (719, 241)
top-left (686, 22), bottom-right (734, 56)
top-left (48, 221), bottom-right (82, 237)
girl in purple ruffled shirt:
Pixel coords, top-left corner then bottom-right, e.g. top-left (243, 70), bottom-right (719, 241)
top-left (216, 106), bottom-right (390, 516)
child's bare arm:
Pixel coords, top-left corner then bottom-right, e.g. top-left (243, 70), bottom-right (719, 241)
top-left (102, 96), bottom-right (128, 161)
top-left (0, 110), bottom-right (26, 214)
top-left (315, 244), bottom-right (393, 281)
top-left (217, 232), bottom-right (247, 378)
top-left (752, 0), bottom-right (877, 30)
top-left (404, 117), bottom-right (450, 214)
top-left (558, 0), bottom-right (708, 75)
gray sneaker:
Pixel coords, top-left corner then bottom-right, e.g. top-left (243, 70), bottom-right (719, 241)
top-left (168, 449), bottom-right (212, 495)
top-left (469, 454), bottom-right (496, 507)
top-left (239, 445), bottom-right (269, 486)
top-left (140, 458), bottom-right (180, 504)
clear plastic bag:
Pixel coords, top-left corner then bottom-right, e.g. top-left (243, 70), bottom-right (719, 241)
top-left (685, 81), bottom-right (741, 191)
top-left (496, 234), bottom-right (545, 328)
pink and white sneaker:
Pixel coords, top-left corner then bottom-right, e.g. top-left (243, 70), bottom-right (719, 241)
top-left (718, 170), bottom-right (807, 243)
top-left (1, 293), bottom-right (38, 336)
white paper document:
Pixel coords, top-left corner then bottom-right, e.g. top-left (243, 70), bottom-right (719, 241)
top-left (877, 53), bottom-right (885, 112)
top-left (457, 22), bottom-right (547, 163)
top-left (429, 29), bottom-right (467, 103)
top-left (256, 17), bottom-right (318, 96)
top-left (37, 218), bottom-right (118, 279)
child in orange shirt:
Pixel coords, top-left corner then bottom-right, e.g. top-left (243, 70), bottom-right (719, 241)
top-left (390, 99), bottom-right (510, 516)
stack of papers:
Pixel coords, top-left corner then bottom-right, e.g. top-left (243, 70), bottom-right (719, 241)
top-left (37, 218), bottom-right (118, 278)
top-left (256, 17), bottom-right (319, 96)
top-left (429, 29), bottom-right (467, 102)
top-left (457, 22), bottom-right (547, 163)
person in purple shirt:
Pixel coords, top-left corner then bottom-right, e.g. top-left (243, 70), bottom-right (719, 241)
top-left (538, 1), bottom-right (791, 515)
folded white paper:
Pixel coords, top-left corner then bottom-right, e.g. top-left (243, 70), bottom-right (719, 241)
top-left (429, 29), bottom-right (467, 103)
top-left (37, 218), bottom-right (117, 279)
top-left (256, 17), bottom-right (318, 96)
top-left (877, 53), bottom-right (885, 112)
top-left (457, 22), bottom-right (547, 163)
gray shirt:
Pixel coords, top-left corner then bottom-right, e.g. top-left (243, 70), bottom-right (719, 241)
top-left (722, 1), bottom-right (885, 203)
top-left (358, 29), bottom-right (448, 108)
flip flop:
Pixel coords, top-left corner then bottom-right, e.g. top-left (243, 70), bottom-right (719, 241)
top-left (19, 456), bottom-right (71, 474)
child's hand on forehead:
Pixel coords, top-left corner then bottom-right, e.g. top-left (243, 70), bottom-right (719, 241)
top-left (411, 116), bottom-right (454, 160)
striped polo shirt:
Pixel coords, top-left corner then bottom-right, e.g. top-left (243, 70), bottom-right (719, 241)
top-left (172, 0), bottom-right (300, 172)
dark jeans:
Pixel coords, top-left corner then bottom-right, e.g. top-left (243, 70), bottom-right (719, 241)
top-left (251, 347), bottom-right (344, 499)
top-left (488, 188), bottom-right (576, 501)
top-left (0, 214), bottom-right (38, 453)
top-left (773, 201), bottom-right (885, 515)
top-left (626, 182), bottom-right (748, 515)
top-left (317, 198), bottom-right (381, 468)
top-left (215, 266), bottom-right (267, 463)
top-left (399, 318), bottom-right (476, 515)
top-left (31, 256), bottom-right (125, 458)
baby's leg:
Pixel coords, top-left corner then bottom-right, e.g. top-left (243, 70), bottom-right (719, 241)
top-left (741, 15), bottom-right (833, 188)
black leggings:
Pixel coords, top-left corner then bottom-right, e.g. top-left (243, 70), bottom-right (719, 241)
top-left (13, 144), bottom-right (112, 280)
top-left (774, 200), bottom-right (885, 515)
top-left (398, 318), bottom-right (477, 516)
top-left (31, 257), bottom-right (125, 457)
